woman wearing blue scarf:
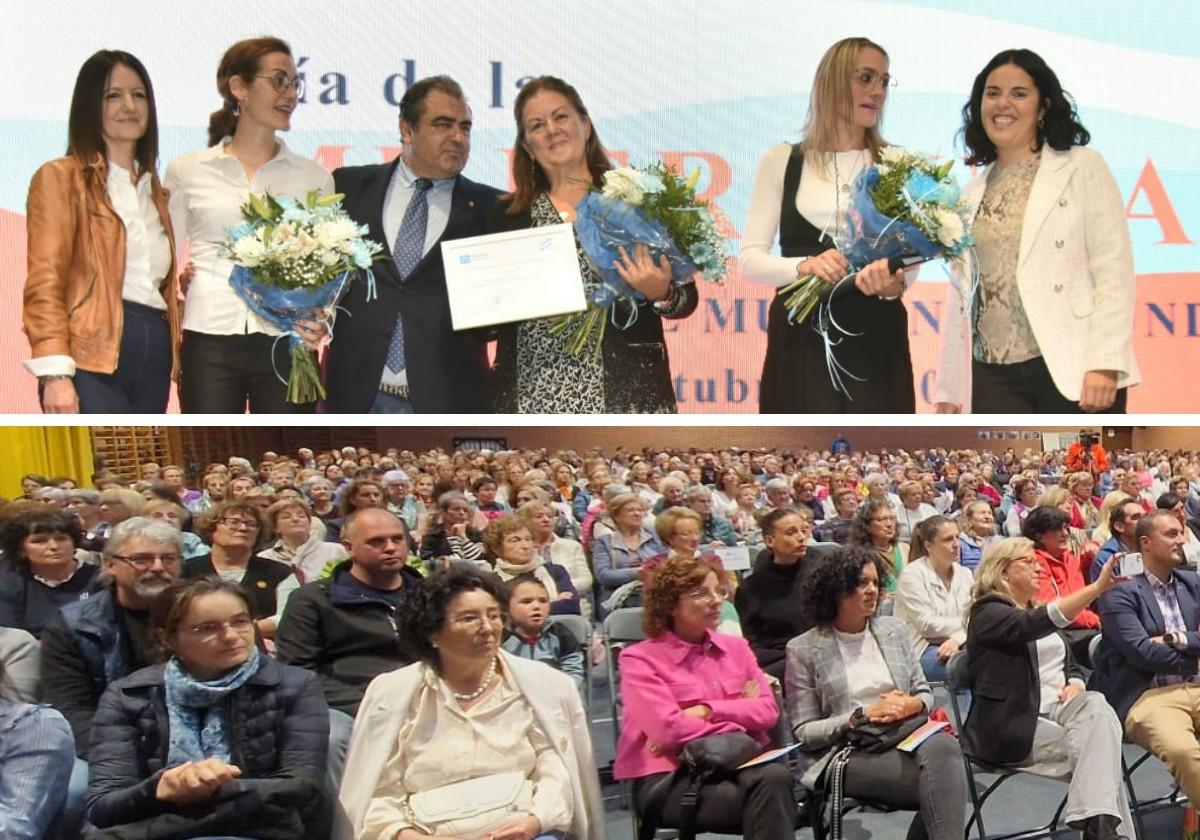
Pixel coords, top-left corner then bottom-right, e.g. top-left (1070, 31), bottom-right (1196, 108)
top-left (84, 578), bottom-right (329, 839)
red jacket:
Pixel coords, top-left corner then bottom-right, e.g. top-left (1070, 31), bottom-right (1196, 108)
top-left (1035, 548), bottom-right (1100, 629)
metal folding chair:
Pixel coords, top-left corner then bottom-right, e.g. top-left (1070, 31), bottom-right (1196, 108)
top-left (1088, 634), bottom-right (1186, 840)
top-left (602, 607), bottom-right (646, 809)
top-left (946, 651), bottom-right (1070, 840)
top-left (547, 613), bottom-right (594, 709)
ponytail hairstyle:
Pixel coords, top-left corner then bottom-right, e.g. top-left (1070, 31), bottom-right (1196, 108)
top-left (909, 514), bottom-right (956, 561)
top-left (208, 36), bottom-right (291, 147)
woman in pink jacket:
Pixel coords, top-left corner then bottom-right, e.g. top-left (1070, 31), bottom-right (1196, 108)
top-left (613, 555), bottom-right (796, 839)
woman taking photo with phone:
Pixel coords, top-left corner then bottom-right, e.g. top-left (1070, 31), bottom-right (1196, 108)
top-left (23, 50), bottom-right (180, 413)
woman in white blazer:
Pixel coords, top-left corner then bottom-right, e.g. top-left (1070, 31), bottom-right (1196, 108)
top-left (936, 49), bottom-right (1139, 414)
top-left (335, 568), bottom-right (605, 840)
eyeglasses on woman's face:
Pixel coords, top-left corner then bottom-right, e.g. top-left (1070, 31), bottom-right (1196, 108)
top-left (256, 72), bottom-right (304, 97)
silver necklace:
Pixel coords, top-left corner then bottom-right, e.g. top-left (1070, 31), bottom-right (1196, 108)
top-left (450, 657), bottom-right (498, 702)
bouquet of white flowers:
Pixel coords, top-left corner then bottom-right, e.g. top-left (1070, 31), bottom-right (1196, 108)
top-left (779, 147), bottom-right (974, 327)
top-left (219, 190), bottom-right (384, 403)
top-left (551, 162), bottom-right (728, 357)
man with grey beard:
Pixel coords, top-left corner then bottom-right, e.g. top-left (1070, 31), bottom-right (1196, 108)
top-left (39, 517), bottom-right (183, 757)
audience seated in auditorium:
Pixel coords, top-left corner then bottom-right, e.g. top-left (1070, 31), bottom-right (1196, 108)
top-left (0, 508), bottom-right (104, 637)
top-left (1093, 510), bottom-right (1200, 806)
top-left (1024, 505), bottom-right (1101, 664)
top-left (735, 507), bottom-right (834, 681)
top-left (591, 494), bottom-right (665, 611)
top-left (786, 546), bottom-right (966, 840)
top-left (86, 578), bottom-right (329, 840)
top-left (614, 554), bottom-right (797, 840)
top-left (275, 508), bottom-right (423, 717)
top-left (485, 516), bottom-right (580, 616)
top-left (182, 501), bottom-right (298, 640)
top-left (0, 657), bottom-right (74, 840)
top-left (257, 497), bottom-right (349, 584)
top-left (501, 575), bottom-right (586, 694)
top-left (40, 517), bottom-right (182, 757)
top-left (957, 500), bottom-right (999, 572)
top-left (419, 491), bottom-right (486, 570)
top-left (517, 500), bottom-right (593, 620)
top-left (848, 498), bottom-right (908, 596)
top-left (338, 567), bottom-right (601, 840)
top-left (895, 515), bottom-right (973, 683)
top-left (1089, 495), bottom-right (1144, 582)
top-left (967, 538), bottom-right (1132, 840)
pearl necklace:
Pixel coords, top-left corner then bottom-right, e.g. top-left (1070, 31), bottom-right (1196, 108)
top-left (450, 657), bottom-right (498, 702)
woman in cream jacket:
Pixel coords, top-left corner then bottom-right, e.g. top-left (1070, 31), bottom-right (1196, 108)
top-left (335, 568), bottom-right (604, 840)
top-left (936, 49), bottom-right (1139, 414)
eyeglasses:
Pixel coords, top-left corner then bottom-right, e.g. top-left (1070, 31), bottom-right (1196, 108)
top-left (686, 586), bottom-right (728, 604)
top-left (870, 516), bottom-right (897, 524)
top-left (111, 552), bottom-right (180, 570)
top-left (256, 73), bottom-right (305, 97)
top-left (218, 517), bottom-right (260, 531)
top-left (184, 615), bottom-right (255, 640)
top-left (852, 69), bottom-right (897, 90)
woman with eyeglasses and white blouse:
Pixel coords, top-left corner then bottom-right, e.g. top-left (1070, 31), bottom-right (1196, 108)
top-left (165, 36), bottom-right (333, 413)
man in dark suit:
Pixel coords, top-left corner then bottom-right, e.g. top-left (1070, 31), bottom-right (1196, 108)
top-left (1092, 510), bottom-right (1200, 803)
top-left (324, 75), bottom-right (501, 413)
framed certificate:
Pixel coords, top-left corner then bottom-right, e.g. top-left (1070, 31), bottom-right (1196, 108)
top-left (441, 223), bottom-right (587, 330)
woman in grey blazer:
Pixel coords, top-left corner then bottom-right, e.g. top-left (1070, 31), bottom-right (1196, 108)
top-left (786, 546), bottom-right (966, 840)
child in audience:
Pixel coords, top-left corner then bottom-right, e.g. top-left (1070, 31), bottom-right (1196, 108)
top-left (473, 476), bottom-right (511, 522)
top-left (501, 575), bottom-right (585, 694)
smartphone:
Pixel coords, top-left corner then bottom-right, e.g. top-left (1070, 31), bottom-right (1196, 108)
top-left (1117, 552), bottom-right (1144, 577)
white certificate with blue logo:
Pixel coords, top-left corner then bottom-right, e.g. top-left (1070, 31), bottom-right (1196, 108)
top-left (441, 223), bottom-right (587, 330)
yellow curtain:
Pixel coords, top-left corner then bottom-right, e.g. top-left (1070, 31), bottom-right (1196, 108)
top-left (0, 426), bottom-right (94, 499)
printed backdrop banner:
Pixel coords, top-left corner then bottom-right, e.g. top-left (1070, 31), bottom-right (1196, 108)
top-left (2, 0), bottom-right (1196, 412)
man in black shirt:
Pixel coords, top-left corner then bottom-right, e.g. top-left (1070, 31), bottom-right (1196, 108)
top-left (276, 508), bottom-right (423, 717)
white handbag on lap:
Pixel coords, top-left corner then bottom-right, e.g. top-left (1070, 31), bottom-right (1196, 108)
top-left (408, 770), bottom-right (533, 837)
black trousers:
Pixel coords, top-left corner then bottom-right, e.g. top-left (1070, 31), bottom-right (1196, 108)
top-left (633, 761), bottom-right (795, 840)
top-left (971, 356), bottom-right (1128, 414)
top-left (180, 330), bottom-right (316, 414)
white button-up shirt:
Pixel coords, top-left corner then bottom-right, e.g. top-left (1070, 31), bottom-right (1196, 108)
top-left (164, 138), bottom-right (334, 335)
top-left (378, 158), bottom-right (455, 389)
top-left (23, 162), bottom-right (173, 378)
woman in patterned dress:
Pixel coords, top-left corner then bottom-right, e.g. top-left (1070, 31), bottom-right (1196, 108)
top-left (486, 76), bottom-right (698, 414)
top-left (936, 49), bottom-right (1139, 413)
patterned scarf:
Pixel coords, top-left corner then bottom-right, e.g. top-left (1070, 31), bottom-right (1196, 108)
top-left (494, 556), bottom-right (559, 601)
top-left (164, 647), bottom-right (262, 766)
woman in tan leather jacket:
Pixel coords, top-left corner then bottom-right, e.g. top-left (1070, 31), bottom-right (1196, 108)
top-left (22, 50), bottom-right (180, 413)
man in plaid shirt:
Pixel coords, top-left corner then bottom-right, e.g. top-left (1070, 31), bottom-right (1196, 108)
top-left (1093, 510), bottom-right (1198, 803)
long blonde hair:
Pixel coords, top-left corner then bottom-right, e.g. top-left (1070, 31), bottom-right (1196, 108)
top-left (800, 37), bottom-right (890, 176)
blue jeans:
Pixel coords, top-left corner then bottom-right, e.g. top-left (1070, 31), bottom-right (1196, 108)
top-left (57, 756), bottom-right (88, 840)
top-left (327, 709), bottom-right (353, 790)
top-left (71, 300), bottom-right (171, 413)
top-left (369, 389), bottom-right (414, 414)
top-left (920, 645), bottom-right (949, 684)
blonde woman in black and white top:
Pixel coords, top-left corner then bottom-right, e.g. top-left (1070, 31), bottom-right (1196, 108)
top-left (741, 36), bottom-right (913, 413)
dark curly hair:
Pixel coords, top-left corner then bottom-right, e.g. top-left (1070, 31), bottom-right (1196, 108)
top-left (1021, 505), bottom-right (1071, 545)
top-left (401, 567), bottom-right (505, 668)
top-left (800, 545), bottom-right (885, 626)
top-left (959, 48), bottom-right (1090, 166)
top-left (0, 509), bottom-right (83, 574)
